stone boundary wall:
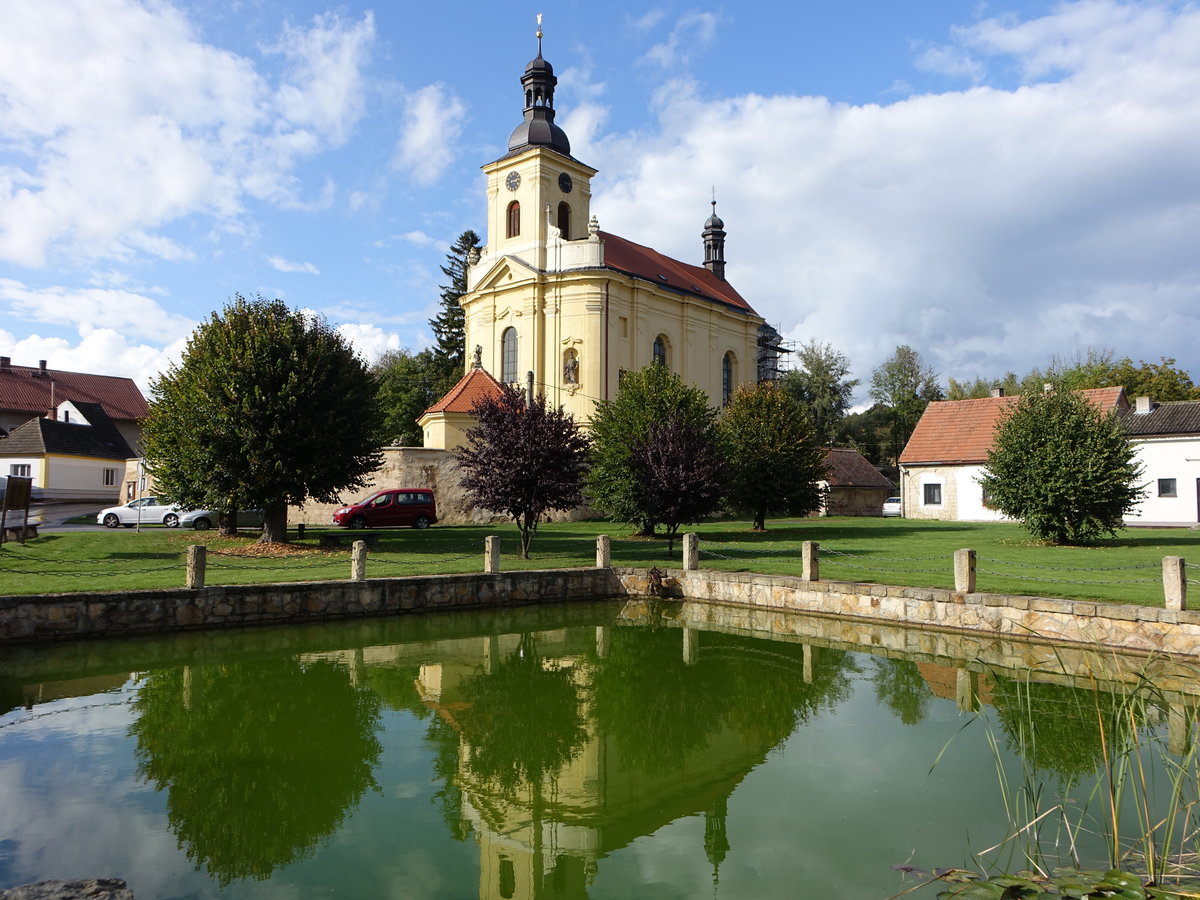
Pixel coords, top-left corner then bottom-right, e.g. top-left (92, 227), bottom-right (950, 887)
top-left (3, 564), bottom-right (1199, 657)
top-left (621, 568), bottom-right (1200, 657)
top-left (0, 569), bottom-right (622, 645)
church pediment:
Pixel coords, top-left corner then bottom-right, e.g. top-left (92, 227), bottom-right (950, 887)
top-left (470, 255), bottom-right (540, 295)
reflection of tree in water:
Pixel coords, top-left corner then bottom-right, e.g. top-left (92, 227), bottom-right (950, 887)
top-left (130, 658), bottom-right (383, 886)
top-left (872, 657), bottom-right (934, 726)
top-left (592, 627), bottom-right (857, 776)
top-left (989, 673), bottom-right (1147, 785)
top-left (362, 664), bottom-right (472, 840)
top-left (456, 632), bottom-right (588, 795)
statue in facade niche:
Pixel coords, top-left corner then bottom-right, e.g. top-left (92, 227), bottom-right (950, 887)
top-left (563, 351), bottom-right (578, 384)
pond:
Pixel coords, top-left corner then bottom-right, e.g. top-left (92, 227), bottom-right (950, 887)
top-left (1, 599), bottom-right (1197, 899)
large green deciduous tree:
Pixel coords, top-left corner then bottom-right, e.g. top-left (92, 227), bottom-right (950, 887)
top-left (142, 294), bottom-right (384, 542)
top-left (586, 364), bottom-right (718, 534)
top-left (719, 382), bottom-right (827, 530)
top-left (979, 389), bottom-right (1143, 544)
top-left (372, 348), bottom-right (447, 446)
top-left (869, 344), bottom-right (943, 463)
top-left (779, 340), bottom-right (859, 446)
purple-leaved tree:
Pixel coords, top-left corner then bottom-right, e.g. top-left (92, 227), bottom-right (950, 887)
top-left (631, 417), bottom-right (725, 557)
top-left (458, 384), bottom-right (590, 558)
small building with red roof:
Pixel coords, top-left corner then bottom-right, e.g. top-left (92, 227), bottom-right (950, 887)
top-left (423, 35), bottom-right (774, 448)
top-left (898, 387), bottom-right (1128, 521)
top-left (417, 360), bottom-right (506, 451)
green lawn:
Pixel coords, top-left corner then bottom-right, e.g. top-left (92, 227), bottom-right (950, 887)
top-left (0, 517), bottom-right (1197, 605)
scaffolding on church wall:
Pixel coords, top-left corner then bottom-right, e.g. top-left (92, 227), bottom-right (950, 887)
top-left (756, 323), bottom-right (794, 382)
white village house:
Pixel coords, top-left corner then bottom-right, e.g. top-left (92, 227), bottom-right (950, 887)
top-left (897, 387), bottom-right (1200, 526)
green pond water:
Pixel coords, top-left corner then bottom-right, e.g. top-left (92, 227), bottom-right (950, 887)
top-left (1, 599), bottom-right (1196, 899)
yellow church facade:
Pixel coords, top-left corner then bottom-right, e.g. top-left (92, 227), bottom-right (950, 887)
top-left (421, 34), bottom-right (769, 448)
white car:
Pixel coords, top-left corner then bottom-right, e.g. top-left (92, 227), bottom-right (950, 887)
top-left (882, 497), bottom-right (903, 517)
top-left (97, 497), bottom-right (185, 528)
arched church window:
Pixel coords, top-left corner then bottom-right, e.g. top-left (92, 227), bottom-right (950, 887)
top-left (557, 202), bottom-right (570, 239)
top-left (501, 327), bottom-right (518, 383)
top-left (653, 335), bottom-right (668, 368)
top-left (506, 201), bottom-right (520, 239)
top-left (722, 352), bottom-right (736, 405)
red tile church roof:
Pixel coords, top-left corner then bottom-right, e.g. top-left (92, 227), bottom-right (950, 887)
top-left (598, 231), bottom-right (758, 316)
top-left (900, 387), bottom-right (1126, 465)
top-left (422, 366), bottom-right (506, 415)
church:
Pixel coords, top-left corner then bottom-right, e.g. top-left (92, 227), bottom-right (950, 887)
top-left (419, 27), bottom-right (773, 450)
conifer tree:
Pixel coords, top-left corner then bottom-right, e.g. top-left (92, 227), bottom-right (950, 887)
top-left (429, 230), bottom-right (481, 378)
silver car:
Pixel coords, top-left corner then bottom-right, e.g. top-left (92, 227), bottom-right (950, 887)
top-left (180, 508), bottom-right (265, 531)
top-left (882, 497), bottom-right (903, 517)
top-left (97, 497), bottom-right (185, 528)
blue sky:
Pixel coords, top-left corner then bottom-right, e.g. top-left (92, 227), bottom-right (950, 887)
top-left (2, 0), bottom-right (1198, 401)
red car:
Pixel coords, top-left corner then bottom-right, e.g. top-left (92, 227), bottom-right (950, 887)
top-left (333, 489), bottom-right (437, 529)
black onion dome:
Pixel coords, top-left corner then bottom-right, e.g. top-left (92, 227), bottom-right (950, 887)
top-left (507, 52), bottom-right (571, 155)
top-left (704, 211), bottom-right (725, 230)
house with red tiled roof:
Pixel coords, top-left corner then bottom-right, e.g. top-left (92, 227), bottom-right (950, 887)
top-left (421, 39), bottom-right (777, 449)
top-left (898, 387), bottom-right (1128, 521)
top-left (0, 357), bottom-right (148, 451)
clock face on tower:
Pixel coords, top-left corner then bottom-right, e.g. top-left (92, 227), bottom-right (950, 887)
top-left (506, 171), bottom-right (521, 191)
top-left (558, 172), bottom-right (573, 193)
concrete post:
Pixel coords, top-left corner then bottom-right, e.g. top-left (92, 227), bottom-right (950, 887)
top-left (956, 668), bottom-right (980, 712)
top-left (682, 627), bottom-right (698, 665)
top-left (596, 626), bottom-right (610, 659)
top-left (954, 549), bottom-right (977, 593)
top-left (802, 644), bottom-right (813, 684)
top-left (350, 540), bottom-right (367, 582)
top-left (801, 541), bottom-right (819, 582)
top-left (484, 536), bottom-right (500, 574)
top-left (682, 533), bottom-right (699, 571)
top-left (596, 534), bottom-right (611, 568)
top-left (186, 545), bottom-right (206, 589)
top-left (483, 635), bottom-right (499, 675)
top-left (1164, 556), bottom-right (1187, 610)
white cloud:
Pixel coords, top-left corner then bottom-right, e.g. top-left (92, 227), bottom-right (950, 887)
top-left (592, 1), bottom-right (1200, 393)
top-left (0, 0), bottom-right (375, 267)
top-left (0, 279), bottom-right (196, 344)
top-left (392, 84), bottom-right (468, 185)
top-left (640, 12), bottom-right (720, 70)
top-left (0, 325), bottom-right (185, 392)
top-left (336, 323), bottom-right (406, 363)
top-left (267, 255), bottom-right (320, 275)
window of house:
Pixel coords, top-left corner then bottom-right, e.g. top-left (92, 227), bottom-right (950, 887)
top-left (103, 468), bottom-right (117, 486)
top-left (9, 464), bottom-right (31, 477)
top-left (653, 335), bottom-right (668, 367)
top-left (506, 201), bottom-right (520, 238)
top-left (722, 352), bottom-right (735, 405)
top-left (1159, 478), bottom-right (1178, 497)
top-left (557, 201), bottom-right (570, 239)
top-left (501, 327), bottom-right (518, 383)
top-left (923, 483), bottom-right (943, 505)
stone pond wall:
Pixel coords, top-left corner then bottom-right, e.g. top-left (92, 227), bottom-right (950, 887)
top-left (3, 561), bottom-right (1200, 658)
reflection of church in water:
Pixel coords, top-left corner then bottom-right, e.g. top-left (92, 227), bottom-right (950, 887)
top-left (413, 621), bottom-right (788, 900)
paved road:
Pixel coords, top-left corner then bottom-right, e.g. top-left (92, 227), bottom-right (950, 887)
top-left (5, 501), bottom-right (109, 533)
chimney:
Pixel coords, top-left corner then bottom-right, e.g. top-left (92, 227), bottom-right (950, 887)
top-left (33, 359), bottom-right (48, 378)
top-left (0, 356), bottom-right (9, 371)
top-left (990, 387), bottom-right (1005, 398)
top-left (1135, 395), bottom-right (1153, 414)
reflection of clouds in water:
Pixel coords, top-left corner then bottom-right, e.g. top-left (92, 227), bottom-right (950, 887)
top-left (0, 689), bottom-right (137, 740)
top-left (390, 781), bottom-right (425, 799)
